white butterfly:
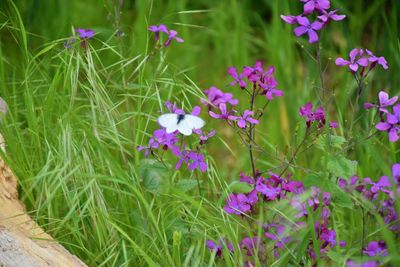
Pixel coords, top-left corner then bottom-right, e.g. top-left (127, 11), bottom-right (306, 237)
top-left (158, 113), bottom-right (205, 136)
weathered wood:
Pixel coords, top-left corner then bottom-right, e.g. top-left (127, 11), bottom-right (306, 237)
top-left (0, 136), bottom-right (87, 267)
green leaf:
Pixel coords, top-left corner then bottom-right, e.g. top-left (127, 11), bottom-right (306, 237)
top-left (302, 172), bottom-right (327, 189)
top-left (326, 154), bottom-right (357, 179)
top-left (316, 134), bottom-right (346, 151)
top-left (228, 180), bottom-right (253, 193)
top-left (326, 180), bottom-right (354, 208)
top-left (140, 159), bottom-right (168, 194)
top-left (326, 250), bottom-right (345, 265)
top-left (176, 179), bottom-right (199, 192)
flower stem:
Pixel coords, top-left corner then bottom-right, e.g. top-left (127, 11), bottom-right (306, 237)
top-left (249, 83), bottom-right (257, 181)
top-left (316, 42), bottom-right (326, 103)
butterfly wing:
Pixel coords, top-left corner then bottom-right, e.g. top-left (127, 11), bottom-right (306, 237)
top-left (177, 115), bottom-right (205, 136)
top-left (158, 113), bottom-right (179, 133)
top-left (177, 119), bottom-right (193, 136)
top-left (184, 115), bottom-right (205, 130)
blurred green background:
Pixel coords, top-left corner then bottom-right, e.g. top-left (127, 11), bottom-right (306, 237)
top-left (0, 0), bottom-right (399, 266)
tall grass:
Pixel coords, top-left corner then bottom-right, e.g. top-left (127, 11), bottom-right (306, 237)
top-left (0, 0), bottom-right (399, 266)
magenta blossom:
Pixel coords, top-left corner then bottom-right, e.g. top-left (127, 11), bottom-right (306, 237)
top-left (209, 103), bottom-right (235, 120)
top-left (164, 30), bottom-right (184, 46)
top-left (148, 24), bottom-right (168, 41)
top-left (300, 0), bottom-right (330, 14)
top-left (227, 67), bottom-right (248, 88)
top-left (280, 15), bottom-right (299, 25)
top-left (318, 9), bottom-right (346, 23)
top-left (378, 91), bottom-right (398, 112)
top-left (363, 241), bottom-right (388, 257)
top-left (347, 260), bottom-right (378, 267)
top-left (76, 28), bottom-right (95, 39)
top-left (259, 66), bottom-right (283, 100)
top-left (188, 151), bottom-right (207, 172)
top-left (299, 102), bottom-right (326, 128)
top-left (366, 49), bottom-right (388, 70)
top-left (376, 104), bottom-right (400, 142)
top-left (364, 91), bottom-right (398, 113)
top-left (229, 110), bottom-right (259, 129)
top-left (165, 100), bottom-right (185, 114)
top-left (294, 17), bottom-right (324, 43)
top-left (202, 86), bottom-right (238, 107)
top-left (193, 129), bottom-right (216, 143)
top-left (335, 48), bottom-right (369, 72)
top-left (137, 128), bottom-right (179, 157)
top-left (224, 193), bottom-right (251, 215)
top-left (206, 239), bottom-right (234, 257)
top-left (241, 236), bottom-right (262, 256)
top-left (148, 24), bottom-right (183, 46)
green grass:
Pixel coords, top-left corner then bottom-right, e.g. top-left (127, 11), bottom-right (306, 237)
top-left (0, 0), bottom-right (399, 266)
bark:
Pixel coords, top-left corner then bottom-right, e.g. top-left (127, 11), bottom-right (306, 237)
top-left (0, 135), bottom-right (87, 267)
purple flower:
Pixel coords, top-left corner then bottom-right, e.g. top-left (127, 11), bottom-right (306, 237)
top-left (229, 110), bottom-right (259, 129)
top-left (363, 241), bottom-right (388, 257)
top-left (165, 101), bottom-right (185, 114)
top-left (256, 182), bottom-right (281, 200)
top-left (370, 176), bottom-right (391, 194)
top-left (64, 38), bottom-right (75, 49)
top-left (300, 0), bottom-right (330, 14)
top-left (148, 24), bottom-right (183, 46)
top-left (241, 236), bottom-right (263, 257)
top-left (299, 102), bottom-right (326, 128)
top-left (164, 30), bottom-right (184, 46)
top-left (335, 48), bottom-right (369, 72)
top-left (320, 229), bottom-right (336, 247)
top-left (76, 28), bottom-right (95, 39)
top-left (247, 189), bottom-right (259, 205)
top-left (378, 91), bottom-right (398, 112)
top-left (206, 239), bottom-right (234, 257)
top-left (240, 172), bottom-right (255, 185)
top-left (280, 15), bottom-right (299, 25)
top-left (318, 9), bottom-right (346, 23)
top-left (137, 128), bottom-right (179, 157)
top-left (347, 260), bottom-right (378, 267)
top-left (228, 67), bottom-right (248, 88)
top-left (209, 103), bottom-right (235, 120)
top-left (188, 151), bottom-right (207, 172)
top-left (366, 49), bottom-right (388, 70)
top-left (392, 163), bottom-right (400, 182)
top-left (264, 224), bottom-right (291, 258)
top-left (294, 17), bottom-right (324, 43)
top-left (193, 129), bottom-right (216, 144)
top-left (202, 86), bottom-right (238, 107)
top-left (259, 66), bottom-right (283, 100)
top-left (175, 149), bottom-right (190, 170)
top-left (224, 193), bottom-right (251, 215)
top-left (148, 24), bottom-right (168, 41)
top-left (329, 121), bottom-right (338, 128)
top-left (376, 104), bottom-right (400, 142)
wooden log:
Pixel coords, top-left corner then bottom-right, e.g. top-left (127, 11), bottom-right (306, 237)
top-left (0, 134), bottom-right (87, 267)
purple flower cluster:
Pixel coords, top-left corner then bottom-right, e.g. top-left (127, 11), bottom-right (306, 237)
top-left (336, 48), bottom-right (388, 75)
top-left (346, 241), bottom-right (388, 267)
top-left (223, 172), bottom-right (304, 215)
top-left (299, 102), bottom-right (338, 129)
top-left (203, 61), bottom-right (282, 130)
top-left (290, 187), bottom-right (347, 258)
top-left (227, 61), bottom-right (283, 100)
top-left (64, 28), bottom-right (95, 49)
top-left (364, 91), bottom-right (400, 142)
top-left (148, 24), bottom-right (184, 47)
top-left (281, 0), bottom-right (345, 43)
top-left (137, 101), bottom-right (214, 172)
top-left (211, 176), bottom-right (348, 263)
top-left (338, 164), bottom-right (400, 233)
